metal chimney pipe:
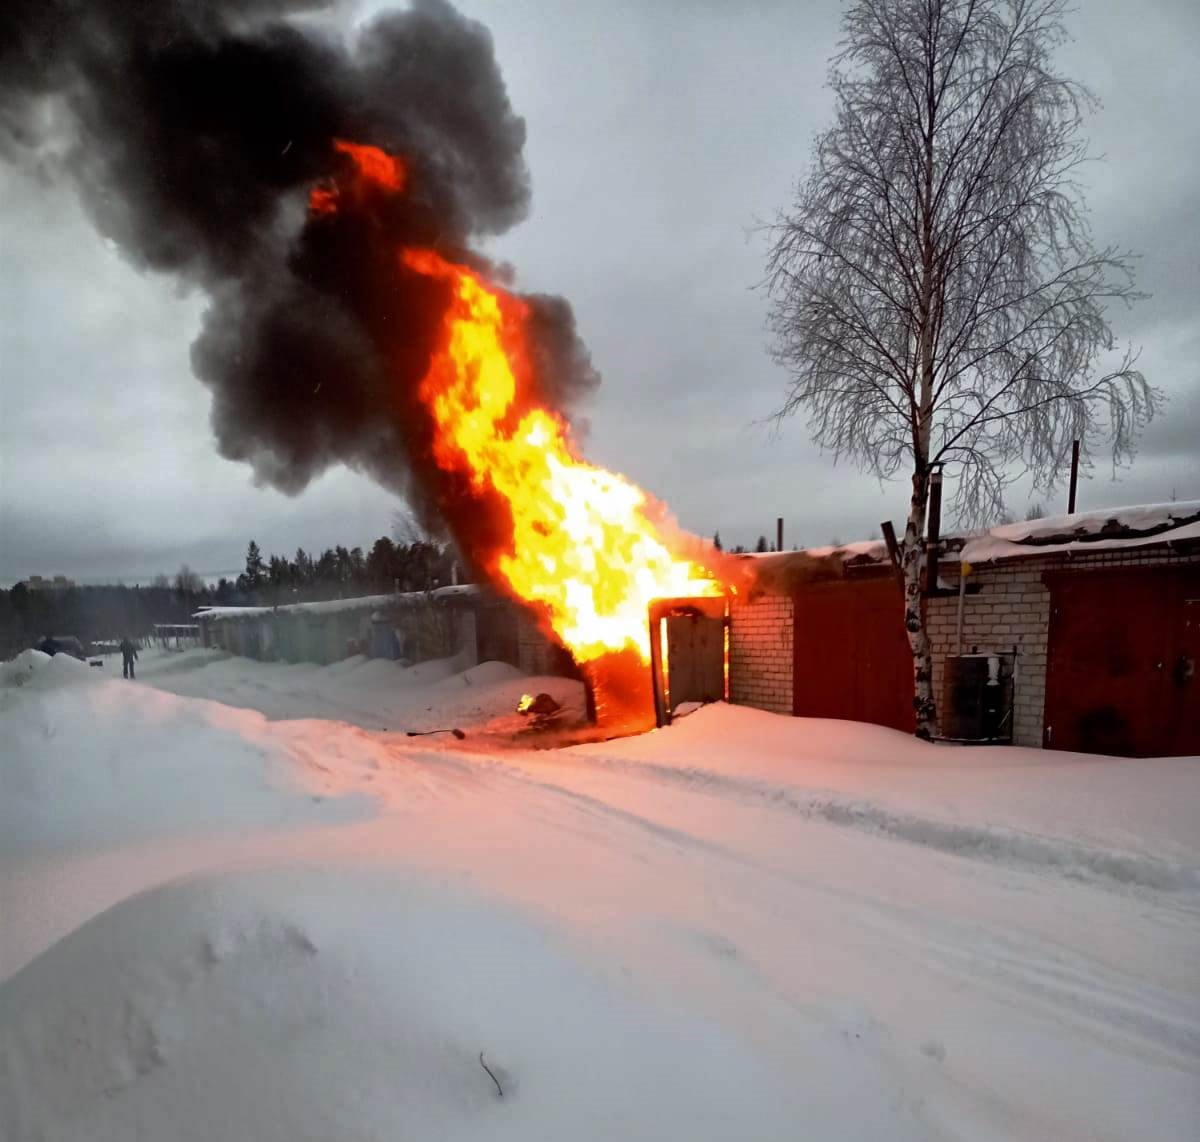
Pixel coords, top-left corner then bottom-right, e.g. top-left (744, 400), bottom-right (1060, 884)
top-left (927, 468), bottom-right (943, 543)
top-left (1068, 440), bottom-right (1080, 514)
top-left (776, 517), bottom-right (784, 553)
top-left (880, 521), bottom-right (902, 579)
top-left (926, 465), bottom-right (944, 596)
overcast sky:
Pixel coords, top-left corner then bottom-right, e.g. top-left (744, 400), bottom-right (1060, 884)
top-left (2, 0), bottom-right (1197, 584)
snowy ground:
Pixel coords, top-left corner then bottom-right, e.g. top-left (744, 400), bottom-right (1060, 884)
top-left (2, 647), bottom-right (1198, 1140)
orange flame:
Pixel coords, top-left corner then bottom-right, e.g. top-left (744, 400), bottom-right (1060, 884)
top-left (308, 139), bottom-right (406, 215)
top-left (403, 248), bottom-right (723, 663)
top-left (308, 186), bottom-right (339, 216)
top-left (332, 139), bottom-right (406, 192)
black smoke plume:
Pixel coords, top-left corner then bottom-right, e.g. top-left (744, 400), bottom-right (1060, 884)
top-left (1, 0), bottom-right (599, 552)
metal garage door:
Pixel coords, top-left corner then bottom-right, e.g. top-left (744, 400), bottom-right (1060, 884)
top-left (792, 577), bottom-right (915, 733)
top-left (1044, 566), bottom-right (1200, 756)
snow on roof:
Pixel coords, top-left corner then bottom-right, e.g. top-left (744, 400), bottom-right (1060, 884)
top-left (960, 500), bottom-right (1200, 564)
top-left (193, 584), bottom-right (484, 623)
top-left (737, 540), bottom-right (888, 562)
top-left (733, 541), bottom-right (891, 592)
top-left (795, 539), bottom-right (889, 562)
top-left (731, 500), bottom-right (1200, 581)
top-left (735, 540), bottom-right (889, 569)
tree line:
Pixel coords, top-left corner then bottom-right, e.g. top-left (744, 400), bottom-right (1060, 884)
top-left (0, 534), bottom-right (465, 659)
top-left (231, 536), bottom-right (462, 606)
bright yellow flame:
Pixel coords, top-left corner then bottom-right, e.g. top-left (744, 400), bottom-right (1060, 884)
top-left (403, 248), bottom-right (722, 663)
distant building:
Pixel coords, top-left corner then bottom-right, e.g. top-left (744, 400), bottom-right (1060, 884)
top-left (21, 575), bottom-right (76, 591)
top-left (194, 584), bottom-right (571, 677)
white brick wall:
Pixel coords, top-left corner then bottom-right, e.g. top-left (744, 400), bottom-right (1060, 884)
top-left (929, 547), bottom-right (1199, 747)
top-left (728, 545), bottom-right (1198, 744)
top-left (729, 594), bottom-right (794, 715)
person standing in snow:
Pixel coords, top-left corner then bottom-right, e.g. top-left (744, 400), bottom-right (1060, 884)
top-left (120, 637), bottom-right (138, 680)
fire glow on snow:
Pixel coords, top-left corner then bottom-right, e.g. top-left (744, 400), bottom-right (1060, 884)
top-left (3, 647), bottom-right (1199, 1142)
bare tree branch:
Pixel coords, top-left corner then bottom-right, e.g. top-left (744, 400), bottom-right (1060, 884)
top-left (764, 0), bottom-right (1158, 738)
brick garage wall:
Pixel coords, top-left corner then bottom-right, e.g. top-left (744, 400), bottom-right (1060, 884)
top-left (729, 593), bottom-right (794, 715)
top-left (928, 546), bottom-right (1199, 747)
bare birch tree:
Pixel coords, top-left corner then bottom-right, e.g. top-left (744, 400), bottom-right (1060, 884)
top-left (766, 0), bottom-right (1157, 739)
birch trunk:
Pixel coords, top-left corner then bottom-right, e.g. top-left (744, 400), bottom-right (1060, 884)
top-left (902, 469), bottom-right (936, 739)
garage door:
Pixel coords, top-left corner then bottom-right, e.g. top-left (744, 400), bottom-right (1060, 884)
top-left (792, 577), bottom-right (915, 733)
top-left (1044, 566), bottom-right (1200, 756)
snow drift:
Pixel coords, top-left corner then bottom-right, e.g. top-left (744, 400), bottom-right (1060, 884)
top-left (0, 868), bottom-right (801, 1142)
top-left (2, 647), bottom-right (1198, 1141)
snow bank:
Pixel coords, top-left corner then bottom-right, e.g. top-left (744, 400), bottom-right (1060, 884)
top-left (0, 649), bottom-right (580, 858)
top-left (136, 648), bottom-right (582, 735)
top-left (0, 673), bottom-right (375, 855)
top-left (0, 869), bottom-right (802, 1142)
top-left (2, 648), bottom-right (93, 690)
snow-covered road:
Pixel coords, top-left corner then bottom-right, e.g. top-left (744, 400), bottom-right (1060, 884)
top-left (2, 648), bottom-right (1198, 1140)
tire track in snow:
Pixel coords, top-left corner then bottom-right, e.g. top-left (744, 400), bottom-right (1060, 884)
top-left (913, 920), bottom-right (1200, 1072)
top-left (545, 754), bottom-right (1200, 898)
top-left (429, 746), bottom-right (1200, 1077)
top-left (478, 749), bottom-right (1200, 1077)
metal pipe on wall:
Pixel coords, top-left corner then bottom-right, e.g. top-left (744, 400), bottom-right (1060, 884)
top-left (956, 562), bottom-right (969, 654)
top-left (881, 521), bottom-right (902, 572)
top-left (1068, 440), bottom-right (1080, 514)
top-left (926, 465), bottom-right (944, 596)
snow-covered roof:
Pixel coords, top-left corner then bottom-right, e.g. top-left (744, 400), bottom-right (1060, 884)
top-left (731, 501), bottom-right (1200, 585)
top-left (737, 539), bottom-right (889, 564)
top-left (732, 540), bottom-right (891, 593)
top-left (194, 584), bottom-right (484, 622)
top-left (960, 500), bottom-right (1200, 564)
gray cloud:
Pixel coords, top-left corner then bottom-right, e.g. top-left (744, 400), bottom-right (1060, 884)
top-left (2, 0), bottom-right (1197, 583)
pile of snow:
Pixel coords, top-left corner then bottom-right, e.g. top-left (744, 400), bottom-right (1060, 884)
top-left (1, 648), bottom-right (93, 690)
top-left (1, 870), bottom-right (797, 1142)
top-left (0, 663), bottom-right (375, 858)
top-left (135, 648), bottom-right (585, 734)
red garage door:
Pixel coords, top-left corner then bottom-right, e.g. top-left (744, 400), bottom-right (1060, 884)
top-left (1044, 566), bottom-right (1200, 757)
top-left (792, 577), bottom-right (915, 733)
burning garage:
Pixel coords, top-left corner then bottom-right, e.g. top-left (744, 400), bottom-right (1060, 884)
top-left (0, 0), bottom-right (738, 730)
top-left (9, 0), bottom-right (1190, 758)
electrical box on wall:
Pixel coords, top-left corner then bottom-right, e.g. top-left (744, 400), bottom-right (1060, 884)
top-left (942, 652), bottom-right (1015, 743)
